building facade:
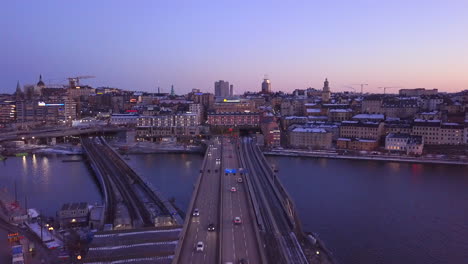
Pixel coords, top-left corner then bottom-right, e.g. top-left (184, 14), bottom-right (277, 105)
top-left (289, 128), bottom-right (332, 149)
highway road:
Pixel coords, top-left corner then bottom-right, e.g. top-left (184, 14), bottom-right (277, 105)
top-left (177, 138), bottom-right (222, 264)
top-left (220, 137), bottom-right (261, 264)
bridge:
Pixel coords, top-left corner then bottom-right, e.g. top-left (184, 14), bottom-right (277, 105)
top-left (0, 126), bottom-right (125, 143)
top-left (81, 136), bottom-right (183, 263)
top-left (174, 136), bottom-right (335, 264)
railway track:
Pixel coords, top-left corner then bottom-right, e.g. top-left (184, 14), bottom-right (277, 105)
top-left (241, 138), bottom-right (308, 264)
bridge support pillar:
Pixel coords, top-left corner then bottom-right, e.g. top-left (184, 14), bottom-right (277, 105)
top-left (48, 137), bottom-right (57, 146)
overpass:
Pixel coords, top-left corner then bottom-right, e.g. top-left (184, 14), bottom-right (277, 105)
top-left (174, 136), bottom-right (335, 264)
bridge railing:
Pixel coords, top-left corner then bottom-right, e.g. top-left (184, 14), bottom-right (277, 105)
top-left (172, 144), bottom-right (210, 263)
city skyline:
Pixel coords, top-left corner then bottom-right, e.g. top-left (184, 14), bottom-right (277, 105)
top-left (2, 1), bottom-right (468, 94)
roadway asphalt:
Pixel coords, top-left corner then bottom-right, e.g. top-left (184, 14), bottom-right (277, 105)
top-left (220, 137), bottom-right (261, 264)
top-left (177, 138), bottom-right (222, 264)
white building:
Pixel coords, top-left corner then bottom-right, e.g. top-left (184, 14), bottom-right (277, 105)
top-left (385, 133), bottom-right (424, 155)
top-left (110, 113), bottom-right (138, 126)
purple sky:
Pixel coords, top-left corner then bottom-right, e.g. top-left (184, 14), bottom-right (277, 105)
top-left (1, 0), bottom-right (467, 94)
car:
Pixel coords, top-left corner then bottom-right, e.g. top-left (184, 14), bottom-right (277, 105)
top-left (196, 241), bottom-right (204, 252)
top-left (237, 178), bottom-right (243, 183)
top-left (230, 187), bottom-right (237, 192)
top-left (193, 208), bottom-right (200, 216)
top-left (233, 217), bottom-right (242, 224)
top-left (208, 223), bottom-right (215, 231)
top-left (207, 169), bottom-right (211, 173)
top-left (238, 259), bottom-right (246, 264)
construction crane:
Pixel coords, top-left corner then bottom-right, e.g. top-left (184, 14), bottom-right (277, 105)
top-left (68, 76), bottom-right (95, 89)
top-left (351, 83), bottom-right (368, 94)
top-left (378, 86), bottom-right (399, 95)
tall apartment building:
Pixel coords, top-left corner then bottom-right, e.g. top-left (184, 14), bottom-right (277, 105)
top-left (214, 80), bottom-right (230, 97)
top-left (261, 78), bottom-right (271, 94)
top-left (189, 103), bottom-right (204, 123)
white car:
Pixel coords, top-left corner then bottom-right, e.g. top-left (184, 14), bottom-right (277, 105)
top-left (233, 217), bottom-right (242, 224)
top-left (230, 187), bottom-right (237, 192)
top-left (193, 208), bottom-right (200, 216)
top-left (196, 241), bottom-right (204, 252)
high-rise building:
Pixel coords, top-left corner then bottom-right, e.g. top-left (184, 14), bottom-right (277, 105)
top-left (261, 78), bottom-right (271, 94)
top-left (229, 84), bottom-right (234, 96)
top-left (322, 78), bottom-right (331, 102)
top-left (214, 80), bottom-right (230, 97)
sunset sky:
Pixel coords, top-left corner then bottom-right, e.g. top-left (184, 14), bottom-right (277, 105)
top-left (2, 0), bottom-right (467, 94)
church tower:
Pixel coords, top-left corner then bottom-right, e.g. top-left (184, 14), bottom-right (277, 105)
top-left (322, 78), bottom-right (331, 102)
top-left (35, 74), bottom-right (45, 96)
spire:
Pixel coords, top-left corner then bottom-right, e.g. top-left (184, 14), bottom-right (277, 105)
top-left (170, 85), bottom-right (175, 96)
top-left (16, 81), bottom-right (21, 92)
top-left (39, 74), bottom-right (42, 81)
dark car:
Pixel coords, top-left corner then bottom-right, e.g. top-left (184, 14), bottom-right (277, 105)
top-left (208, 223), bottom-right (215, 231)
top-left (238, 258), bottom-right (246, 264)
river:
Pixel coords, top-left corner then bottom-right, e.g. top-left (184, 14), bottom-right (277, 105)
top-left (0, 153), bottom-right (467, 264)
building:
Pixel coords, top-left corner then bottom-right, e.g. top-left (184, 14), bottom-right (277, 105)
top-left (213, 99), bottom-right (256, 113)
top-left (189, 103), bottom-right (204, 123)
top-left (336, 138), bottom-right (379, 151)
top-left (174, 113), bottom-right (198, 127)
top-left (415, 111), bottom-right (441, 120)
top-left (0, 101), bottom-right (16, 124)
top-left (207, 112), bottom-right (260, 128)
top-left (439, 123), bottom-right (464, 145)
top-left (384, 121), bottom-right (413, 135)
top-left (261, 78), bottom-right (271, 94)
top-left (385, 133), bottom-right (424, 155)
top-left (110, 113), bottom-right (139, 126)
top-left (329, 109), bottom-right (353, 122)
top-left (361, 96), bottom-right (382, 114)
top-left (35, 75), bottom-right (46, 96)
top-left (215, 80), bottom-right (230, 97)
top-left (289, 127), bottom-right (332, 149)
top-left (399, 88), bottom-right (438, 96)
top-left (136, 113), bottom-right (201, 139)
top-left (58, 202), bottom-right (89, 227)
top-left (260, 115), bottom-right (281, 147)
top-left (340, 121), bottom-right (384, 140)
top-left (192, 92), bottom-right (214, 110)
top-left (352, 114), bottom-right (385, 122)
top-left (16, 99), bottom-right (76, 125)
top-left (322, 78), bottom-right (331, 102)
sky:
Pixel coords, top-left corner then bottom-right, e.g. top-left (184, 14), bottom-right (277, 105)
top-left (1, 0), bottom-right (468, 94)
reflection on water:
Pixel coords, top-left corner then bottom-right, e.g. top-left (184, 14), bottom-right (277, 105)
top-left (0, 154), bottom-right (101, 217)
top-left (267, 156), bottom-right (468, 264)
top-left (1, 152), bottom-right (467, 264)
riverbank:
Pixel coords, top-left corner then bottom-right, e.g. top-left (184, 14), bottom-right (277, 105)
top-left (111, 141), bottom-right (204, 154)
top-left (264, 149), bottom-right (468, 165)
